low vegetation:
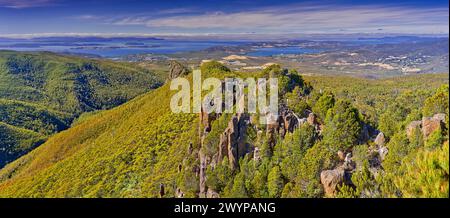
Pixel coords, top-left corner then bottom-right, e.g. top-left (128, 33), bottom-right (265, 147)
top-left (0, 60), bottom-right (447, 198)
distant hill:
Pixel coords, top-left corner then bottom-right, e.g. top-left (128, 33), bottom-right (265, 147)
top-left (0, 50), bottom-right (163, 167)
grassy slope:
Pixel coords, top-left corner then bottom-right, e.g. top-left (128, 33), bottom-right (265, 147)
top-left (0, 50), bottom-right (162, 167)
top-left (0, 72), bottom-right (447, 197)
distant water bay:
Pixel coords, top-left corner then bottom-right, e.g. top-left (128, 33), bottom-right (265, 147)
top-left (0, 38), bottom-right (247, 57)
top-left (0, 36), bottom-right (427, 58)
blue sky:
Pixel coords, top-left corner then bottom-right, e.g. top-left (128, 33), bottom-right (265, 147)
top-left (0, 0), bottom-right (448, 36)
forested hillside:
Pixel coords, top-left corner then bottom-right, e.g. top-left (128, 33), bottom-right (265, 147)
top-left (0, 51), bottom-right (162, 167)
top-left (0, 61), bottom-right (447, 198)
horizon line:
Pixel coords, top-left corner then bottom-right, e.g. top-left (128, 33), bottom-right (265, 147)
top-left (1, 32), bottom-right (449, 39)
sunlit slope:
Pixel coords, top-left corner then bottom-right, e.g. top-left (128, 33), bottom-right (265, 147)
top-left (0, 82), bottom-right (199, 197)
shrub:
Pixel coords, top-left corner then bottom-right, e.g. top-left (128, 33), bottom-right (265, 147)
top-left (312, 91), bottom-right (335, 122)
top-left (323, 99), bottom-right (362, 150)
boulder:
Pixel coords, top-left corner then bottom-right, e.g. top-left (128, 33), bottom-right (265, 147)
top-left (344, 153), bottom-right (352, 163)
top-left (422, 115), bottom-right (444, 138)
top-left (175, 188), bottom-right (185, 198)
top-left (374, 132), bottom-right (385, 147)
top-left (433, 113), bottom-right (446, 123)
top-left (337, 150), bottom-right (345, 161)
top-left (343, 153), bottom-right (356, 171)
top-left (320, 168), bottom-right (345, 197)
top-left (307, 112), bottom-right (317, 126)
top-left (378, 146), bottom-right (388, 161)
top-left (406, 114), bottom-right (446, 139)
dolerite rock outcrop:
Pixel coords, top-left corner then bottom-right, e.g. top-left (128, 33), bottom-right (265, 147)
top-left (320, 168), bottom-right (345, 197)
top-left (200, 108), bottom-right (219, 133)
top-left (167, 60), bottom-right (190, 81)
top-left (422, 113), bottom-right (446, 138)
top-left (266, 106), bottom-right (303, 146)
top-left (198, 112), bottom-right (251, 197)
top-left (280, 109), bottom-right (299, 134)
top-left (406, 120), bottom-right (422, 139)
top-left (218, 113), bottom-right (250, 170)
top-left (320, 152), bottom-right (355, 197)
top-left (374, 132), bottom-right (386, 147)
top-left (406, 113), bottom-right (446, 139)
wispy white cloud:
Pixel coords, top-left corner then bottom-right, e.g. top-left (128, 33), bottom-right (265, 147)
top-left (112, 16), bottom-right (150, 25)
top-left (71, 15), bottom-right (103, 20)
top-left (109, 3), bottom-right (449, 34)
top-left (155, 7), bottom-right (198, 15)
top-left (0, 0), bottom-right (57, 8)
